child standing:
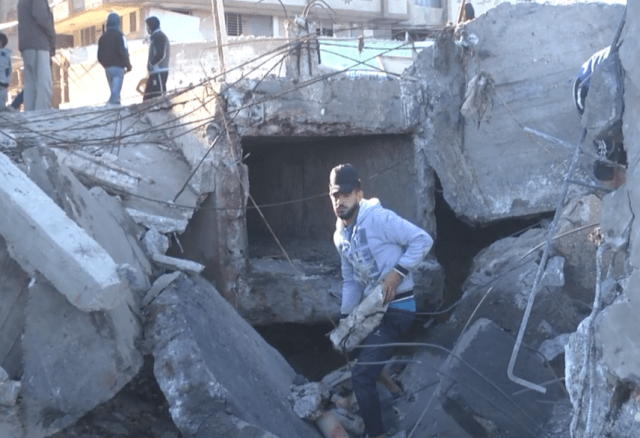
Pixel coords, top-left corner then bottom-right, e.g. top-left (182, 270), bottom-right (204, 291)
top-left (0, 33), bottom-right (12, 111)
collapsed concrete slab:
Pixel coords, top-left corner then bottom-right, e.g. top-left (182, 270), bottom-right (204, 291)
top-left (144, 273), bottom-right (322, 438)
top-left (0, 234), bottom-right (29, 380)
top-left (242, 257), bottom-right (341, 325)
top-left (416, 2), bottom-right (625, 223)
top-left (0, 151), bottom-right (131, 312)
top-left (439, 318), bottom-right (565, 438)
top-left (225, 76), bottom-right (419, 138)
top-left (22, 146), bottom-right (152, 292)
top-left (451, 228), bottom-right (586, 350)
top-left (20, 280), bottom-right (142, 438)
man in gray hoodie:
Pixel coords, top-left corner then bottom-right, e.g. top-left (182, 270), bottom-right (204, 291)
top-left (330, 163), bottom-right (433, 438)
top-left (18, 0), bottom-right (56, 111)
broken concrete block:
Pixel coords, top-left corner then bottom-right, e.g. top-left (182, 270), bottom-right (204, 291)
top-left (539, 333), bottom-right (571, 362)
top-left (0, 379), bottom-right (20, 406)
top-left (451, 228), bottom-right (584, 351)
top-left (330, 284), bottom-right (387, 352)
top-left (597, 292), bottom-right (640, 386)
top-left (126, 208), bottom-right (190, 234)
top-left (0, 234), bottom-right (29, 380)
top-left (52, 148), bottom-right (144, 192)
top-left (141, 272), bottom-right (182, 308)
top-left (601, 185), bottom-right (633, 252)
top-left (0, 130), bottom-right (17, 149)
top-left (0, 151), bottom-right (130, 311)
top-left (152, 253), bottom-right (205, 274)
top-left (541, 256), bottom-right (565, 288)
top-left (240, 257), bottom-right (341, 325)
top-left (439, 318), bottom-right (565, 438)
top-left (22, 146), bottom-right (152, 292)
top-left (290, 382), bottom-right (330, 421)
top-left (142, 228), bottom-right (170, 256)
top-left (21, 280), bottom-right (143, 437)
top-left (0, 405), bottom-right (24, 438)
top-left (144, 274), bottom-right (322, 438)
top-left (420, 2), bottom-right (624, 223)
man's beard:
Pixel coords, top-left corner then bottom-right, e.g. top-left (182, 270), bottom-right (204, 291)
top-left (335, 203), bottom-right (358, 221)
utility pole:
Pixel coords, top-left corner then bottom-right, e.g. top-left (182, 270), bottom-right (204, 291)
top-left (210, 0), bottom-right (229, 80)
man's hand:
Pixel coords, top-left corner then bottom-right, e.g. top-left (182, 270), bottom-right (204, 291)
top-left (381, 271), bottom-right (403, 304)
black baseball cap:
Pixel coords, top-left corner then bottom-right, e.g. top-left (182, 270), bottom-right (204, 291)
top-left (329, 164), bottom-right (361, 195)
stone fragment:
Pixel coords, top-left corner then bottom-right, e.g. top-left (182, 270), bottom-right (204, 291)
top-left (21, 280), bottom-right (143, 437)
top-left (241, 257), bottom-right (342, 325)
top-left (539, 333), bottom-right (572, 362)
top-left (0, 405), bottom-right (23, 438)
top-left (438, 318), bottom-right (565, 438)
top-left (142, 228), bottom-right (170, 256)
top-left (0, 235), bottom-right (29, 379)
top-left (597, 293), bottom-right (640, 385)
top-left (152, 253), bottom-right (205, 275)
top-left (144, 274), bottom-right (322, 438)
top-left (22, 146), bottom-right (151, 292)
top-left (451, 229), bottom-right (583, 350)
top-left (0, 379), bottom-right (20, 406)
top-left (141, 272), bottom-right (181, 308)
top-left (0, 151), bottom-right (130, 312)
top-left (0, 130), bottom-right (17, 149)
top-left (541, 256), bottom-right (565, 288)
top-left (52, 148), bottom-right (144, 192)
top-left (290, 382), bottom-right (330, 421)
top-left (126, 208), bottom-right (190, 234)
top-left (601, 185), bottom-right (633, 252)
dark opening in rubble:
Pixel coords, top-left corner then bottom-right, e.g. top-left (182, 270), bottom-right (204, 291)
top-left (433, 175), bottom-right (554, 307)
top-left (256, 323), bottom-right (346, 382)
top-left (241, 134), bottom-right (417, 252)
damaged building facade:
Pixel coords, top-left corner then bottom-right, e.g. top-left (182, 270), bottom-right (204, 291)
top-left (1, 1), bottom-right (639, 437)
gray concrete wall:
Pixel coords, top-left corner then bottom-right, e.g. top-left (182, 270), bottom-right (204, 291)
top-left (428, 2), bottom-right (624, 223)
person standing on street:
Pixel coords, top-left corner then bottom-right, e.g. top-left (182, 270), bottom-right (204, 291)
top-left (330, 163), bottom-right (433, 438)
top-left (97, 13), bottom-right (132, 106)
top-left (18, 0), bottom-right (56, 111)
top-left (143, 16), bottom-right (170, 101)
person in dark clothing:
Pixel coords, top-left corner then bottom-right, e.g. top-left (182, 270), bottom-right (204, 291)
top-left (464, 2), bottom-right (475, 21)
top-left (97, 13), bottom-right (132, 105)
top-left (143, 16), bottom-right (170, 101)
top-left (18, 0), bottom-right (56, 111)
top-left (11, 90), bottom-right (23, 110)
top-left (573, 47), bottom-right (626, 182)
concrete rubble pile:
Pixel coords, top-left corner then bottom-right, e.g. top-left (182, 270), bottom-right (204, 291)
top-left (0, 1), bottom-right (639, 437)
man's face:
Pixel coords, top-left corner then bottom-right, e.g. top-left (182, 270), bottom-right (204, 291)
top-left (146, 24), bottom-right (152, 35)
top-left (331, 189), bottom-right (362, 221)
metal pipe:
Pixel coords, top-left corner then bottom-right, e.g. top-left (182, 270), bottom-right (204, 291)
top-left (507, 128), bottom-right (588, 394)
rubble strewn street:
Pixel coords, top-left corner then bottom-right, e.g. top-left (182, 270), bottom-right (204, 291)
top-left (1, 1), bottom-right (639, 437)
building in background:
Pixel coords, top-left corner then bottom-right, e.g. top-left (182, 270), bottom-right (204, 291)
top-left (50, 0), bottom-right (449, 48)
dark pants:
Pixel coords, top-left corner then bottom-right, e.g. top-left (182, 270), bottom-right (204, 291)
top-left (352, 307), bottom-right (415, 437)
top-left (143, 72), bottom-right (168, 101)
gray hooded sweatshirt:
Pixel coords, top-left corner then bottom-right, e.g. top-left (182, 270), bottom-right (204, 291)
top-left (333, 198), bottom-right (433, 315)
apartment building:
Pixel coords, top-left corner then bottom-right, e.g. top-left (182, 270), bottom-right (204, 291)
top-left (49, 0), bottom-right (451, 48)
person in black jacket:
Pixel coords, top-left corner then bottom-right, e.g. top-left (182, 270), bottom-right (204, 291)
top-left (97, 13), bottom-right (132, 105)
top-left (143, 16), bottom-right (170, 101)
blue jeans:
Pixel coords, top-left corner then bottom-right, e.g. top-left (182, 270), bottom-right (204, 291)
top-left (104, 66), bottom-right (125, 105)
top-left (352, 307), bottom-right (415, 437)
